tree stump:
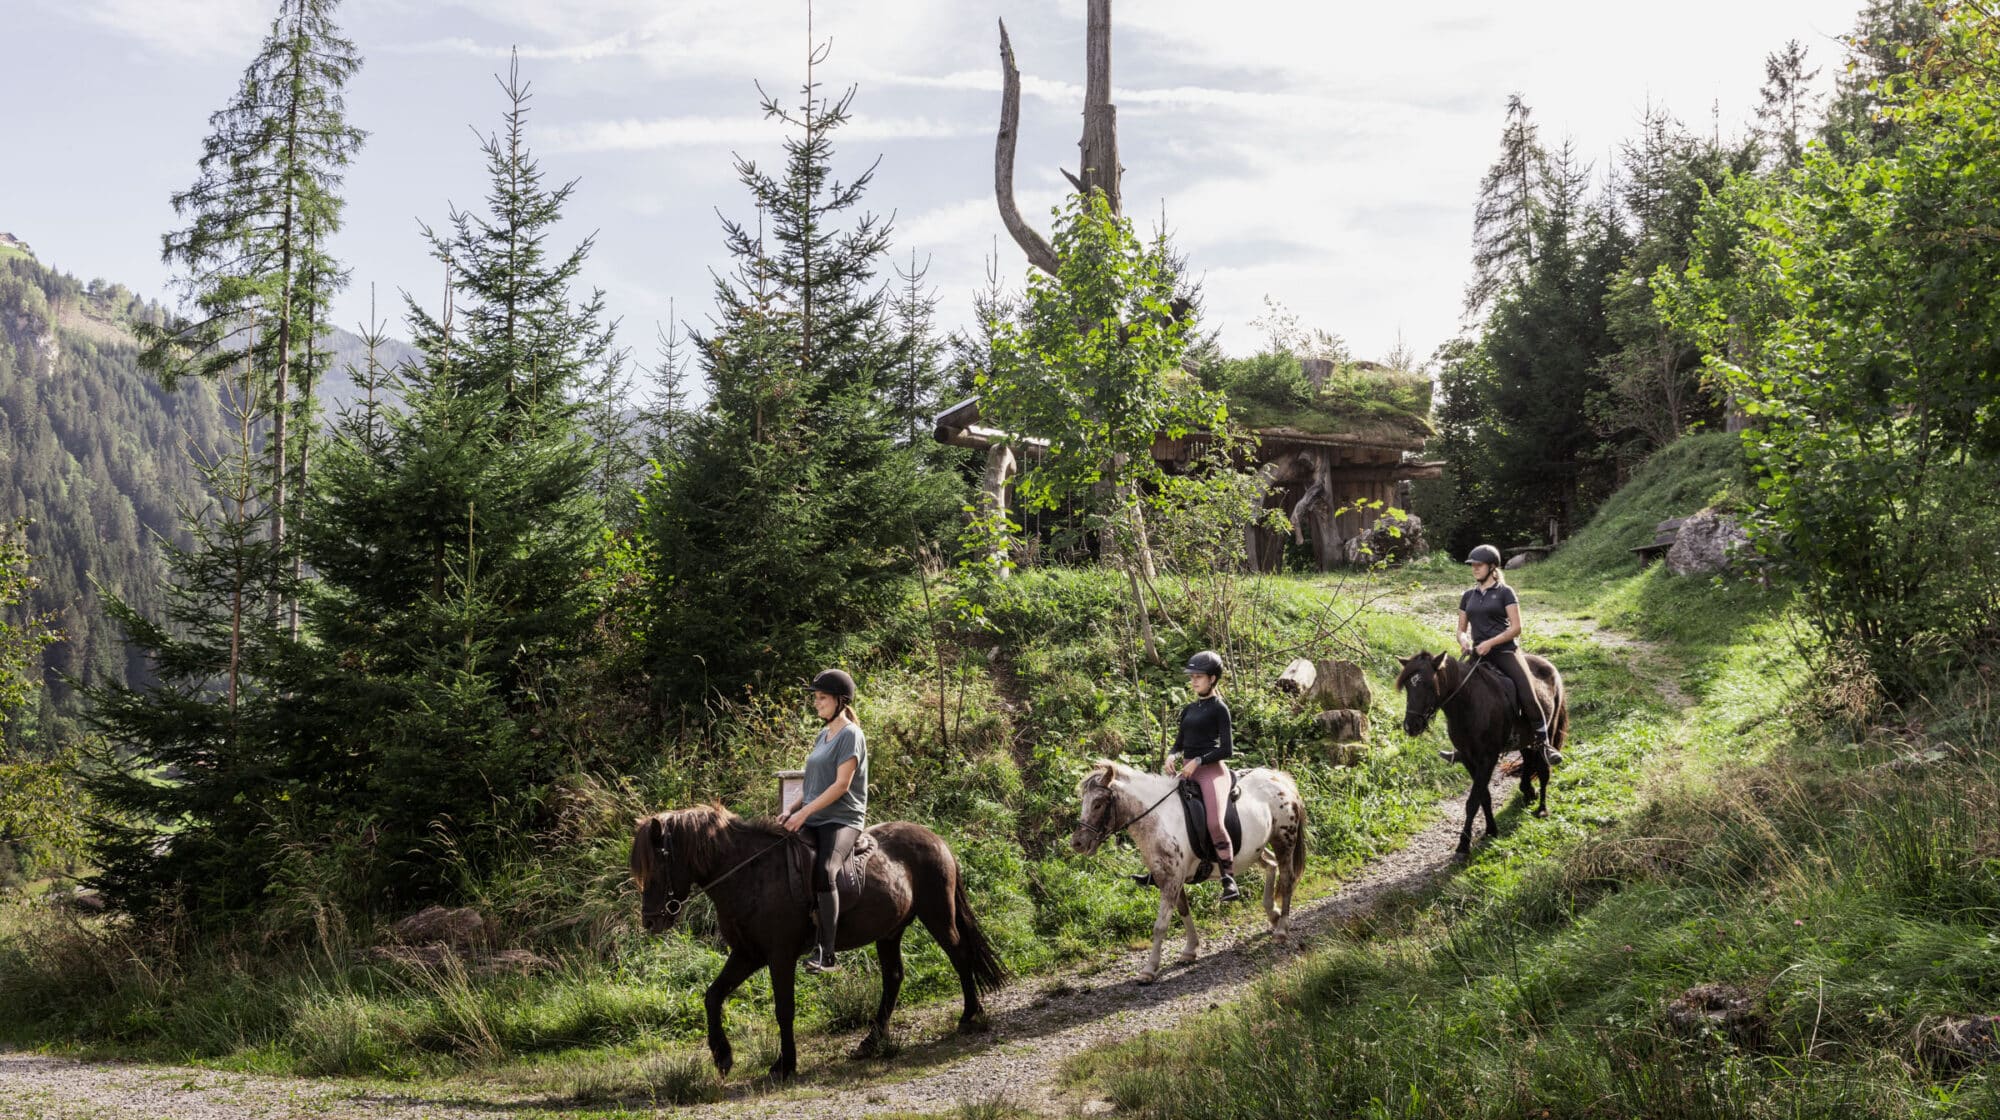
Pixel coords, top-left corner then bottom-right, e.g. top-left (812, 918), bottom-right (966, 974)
top-left (1274, 658), bottom-right (1317, 696)
top-left (1307, 660), bottom-right (1371, 711)
top-left (1314, 708), bottom-right (1368, 743)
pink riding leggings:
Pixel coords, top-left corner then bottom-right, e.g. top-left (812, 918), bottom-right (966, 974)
top-left (1190, 761), bottom-right (1234, 865)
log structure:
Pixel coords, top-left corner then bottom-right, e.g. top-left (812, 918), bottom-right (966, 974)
top-left (936, 396), bottom-right (1441, 571)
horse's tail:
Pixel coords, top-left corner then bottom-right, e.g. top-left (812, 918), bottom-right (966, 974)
top-left (951, 872), bottom-right (1008, 994)
top-left (1289, 801), bottom-right (1309, 882)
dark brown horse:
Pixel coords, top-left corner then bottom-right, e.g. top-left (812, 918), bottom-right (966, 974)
top-left (1394, 651), bottom-right (1570, 855)
top-left (628, 806), bottom-right (1005, 1078)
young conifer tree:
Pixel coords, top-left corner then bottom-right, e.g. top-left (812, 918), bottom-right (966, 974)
top-left (645, 49), bottom-right (958, 707)
top-left (302, 57), bottom-right (614, 903)
top-left (140, 0), bottom-right (365, 636)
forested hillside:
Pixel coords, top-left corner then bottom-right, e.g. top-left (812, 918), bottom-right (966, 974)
top-left (0, 254), bottom-right (225, 732)
top-left (0, 249), bottom-right (415, 739)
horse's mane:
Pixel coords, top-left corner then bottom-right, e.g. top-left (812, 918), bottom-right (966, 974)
top-left (630, 803), bottom-right (788, 881)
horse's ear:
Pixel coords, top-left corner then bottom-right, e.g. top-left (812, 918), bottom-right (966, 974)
top-left (1395, 655), bottom-right (1411, 668)
top-left (646, 816), bottom-right (665, 848)
top-left (1431, 652), bottom-right (1449, 672)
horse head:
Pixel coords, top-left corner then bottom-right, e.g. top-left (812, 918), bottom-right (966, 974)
top-left (630, 812), bottom-right (695, 934)
top-left (1070, 761), bottom-right (1125, 855)
top-left (1394, 651), bottom-right (1454, 736)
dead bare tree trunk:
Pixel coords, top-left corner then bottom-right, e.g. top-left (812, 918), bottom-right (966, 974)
top-left (995, 0), bottom-right (1123, 277)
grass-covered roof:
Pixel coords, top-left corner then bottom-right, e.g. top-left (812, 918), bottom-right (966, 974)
top-left (1198, 352), bottom-right (1434, 448)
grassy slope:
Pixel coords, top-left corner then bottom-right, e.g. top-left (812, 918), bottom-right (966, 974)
top-left (1070, 433), bottom-right (2000, 1118)
top-left (0, 565), bottom-right (1464, 1095)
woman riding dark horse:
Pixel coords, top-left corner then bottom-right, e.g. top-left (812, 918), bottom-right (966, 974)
top-left (629, 805), bottom-right (1004, 1077)
top-left (1439, 544), bottom-right (1562, 766)
top-left (1394, 545), bottom-right (1571, 855)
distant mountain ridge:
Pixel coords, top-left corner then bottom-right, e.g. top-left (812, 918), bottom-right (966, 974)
top-left (0, 237), bottom-right (417, 738)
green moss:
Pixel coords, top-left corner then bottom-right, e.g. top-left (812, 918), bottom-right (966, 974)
top-left (1203, 352), bottom-right (1435, 444)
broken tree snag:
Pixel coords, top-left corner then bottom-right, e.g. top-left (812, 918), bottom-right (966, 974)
top-left (1078, 0), bottom-right (1121, 212)
top-left (995, 19), bottom-right (1060, 277)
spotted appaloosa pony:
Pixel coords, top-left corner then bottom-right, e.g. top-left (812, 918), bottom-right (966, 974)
top-left (1395, 650), bottom-right (1569, 856)
top-left (1071, 760), bottom-right (1307, 983)
top-left (630, 806), bottom-right (1004, 1079)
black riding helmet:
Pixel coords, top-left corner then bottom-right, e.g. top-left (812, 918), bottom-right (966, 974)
top-left (807, 668), bottom-right (856, 703)
top-left (1465, 544), bottom-right (1503, 568)
top-left (1184, 650), bottom-right (1225, 678)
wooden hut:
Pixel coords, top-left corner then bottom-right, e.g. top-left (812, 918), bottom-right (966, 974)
top-left (933, 367), bottom-right (1442, 572)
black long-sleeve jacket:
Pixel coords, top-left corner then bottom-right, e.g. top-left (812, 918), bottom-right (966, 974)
top-left (1173, 694), bottom-right (1234, 765)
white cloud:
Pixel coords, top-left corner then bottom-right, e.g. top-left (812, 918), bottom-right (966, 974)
top-left (546, 114), bottom-right (971, 153)
top-left (53, 0), bottom-right (268, 58)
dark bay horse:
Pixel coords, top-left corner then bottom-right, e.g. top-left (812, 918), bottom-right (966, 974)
top-left (1395, 651), bottom-right (1570, 855)
top-left (628, 806), bottom-right (1005, 1078)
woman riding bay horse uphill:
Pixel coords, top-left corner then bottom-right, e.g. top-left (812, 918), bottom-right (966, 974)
top-left (1442, 544), bottom-right (1561, 766)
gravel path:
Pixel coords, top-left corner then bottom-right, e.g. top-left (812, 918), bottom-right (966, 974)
top-left (0, 610), bottom-right (1670, 1120)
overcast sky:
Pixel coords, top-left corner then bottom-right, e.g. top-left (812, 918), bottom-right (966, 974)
top-left (4, 0), bottom-right (1866, 384)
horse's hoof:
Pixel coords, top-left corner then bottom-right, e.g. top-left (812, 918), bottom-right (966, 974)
top-left (1136, 970), bottom-right (1157, 985)
top-left (1176, 951), bottom-right (1198, 965)
top-left (958, 1011), bottom-right (992, 1034)
top-left (1534, 808), bottom-right (1549, 819)
top-left (712, 1052), bottom-right (733, 1077)
top-left (766, 1060), bottom-right (796, 1081)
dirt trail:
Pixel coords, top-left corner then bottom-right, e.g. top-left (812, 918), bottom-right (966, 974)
top-left (0, 779), bottom-right (1505, 1120)
top-left (0, 618), bottom-right (1676, 1120)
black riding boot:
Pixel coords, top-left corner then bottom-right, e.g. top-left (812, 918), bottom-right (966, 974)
top-left (1217, 862), bottom-right (1240, 903)
top-left (805, 890), bottom-right (841, 973)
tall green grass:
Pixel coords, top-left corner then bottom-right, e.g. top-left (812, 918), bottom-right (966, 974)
top-left (0, 567), bottom-right (1460, 1083)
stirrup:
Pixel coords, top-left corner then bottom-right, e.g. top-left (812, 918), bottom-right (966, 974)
top-left (804, 947), bottom-right (840, 974)
top-left (1217, 874), bottom-right (1241, 903)
top-left (1130, 871), bottom-right (1156, 888)
top-left (1437, 749), bottom-right (1459, 762)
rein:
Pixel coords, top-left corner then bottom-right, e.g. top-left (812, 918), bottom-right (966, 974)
top-left (1435, 652), bottom-right (1485, 711)
top-left (1079, 779), bottom-right (1181, 842)
top-left (645, 831), bottom-right (798, 920)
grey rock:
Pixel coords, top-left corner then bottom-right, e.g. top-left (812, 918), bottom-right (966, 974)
top-left (1666, 508), bottom-right (1749, 576)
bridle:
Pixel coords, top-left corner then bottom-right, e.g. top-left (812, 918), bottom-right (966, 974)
top-left (642, 822), bottom-right (798, 922)
top-left (1406, 653), bottom-right (1482, 732)
top-left (1075, 774), bottom-right (1180, 844)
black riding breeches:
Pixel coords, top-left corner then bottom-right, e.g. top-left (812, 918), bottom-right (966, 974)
top-left (808, 822), bottom-right (860, 894)
top-left (1488, 649), bottom-right (1548, 730)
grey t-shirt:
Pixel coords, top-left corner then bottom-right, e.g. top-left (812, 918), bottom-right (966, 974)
top-left (803, 723), bottom-right (868, 829)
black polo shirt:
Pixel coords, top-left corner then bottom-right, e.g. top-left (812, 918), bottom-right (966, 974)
top-left (1459, 583), bottom-right (1520, 652)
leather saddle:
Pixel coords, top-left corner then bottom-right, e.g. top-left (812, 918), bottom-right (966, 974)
top-left (1176, 773), bottom-right (1244, 884)
top-left (1476, 660), bottom-right (1544, 749)
top-left (787, 831), bottom-right (879, 913)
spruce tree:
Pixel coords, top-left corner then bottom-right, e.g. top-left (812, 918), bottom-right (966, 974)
top-left (645, 64), bottom-right (957, 707)
top-left (140, 0), bottom-right (365, 635)
top-left (1481, 142), bottom-right (1627, 538)
top-left (1755, 39), bottom-right (1821, 171)
top-left (1464, 94), bottom-right (1544, 318)
top-left (1821, 0), bottom-right (1942, 160)
top-left (301, 58), bottom-right (613, 903)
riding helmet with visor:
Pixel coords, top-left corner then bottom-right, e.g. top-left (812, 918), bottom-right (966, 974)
top-left (1464, 544), bottom-right (1503, 568)
top-left (1184, 650), bottom-right (1226, 678)
top-left (807, 668), bottom-right (856, 702)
